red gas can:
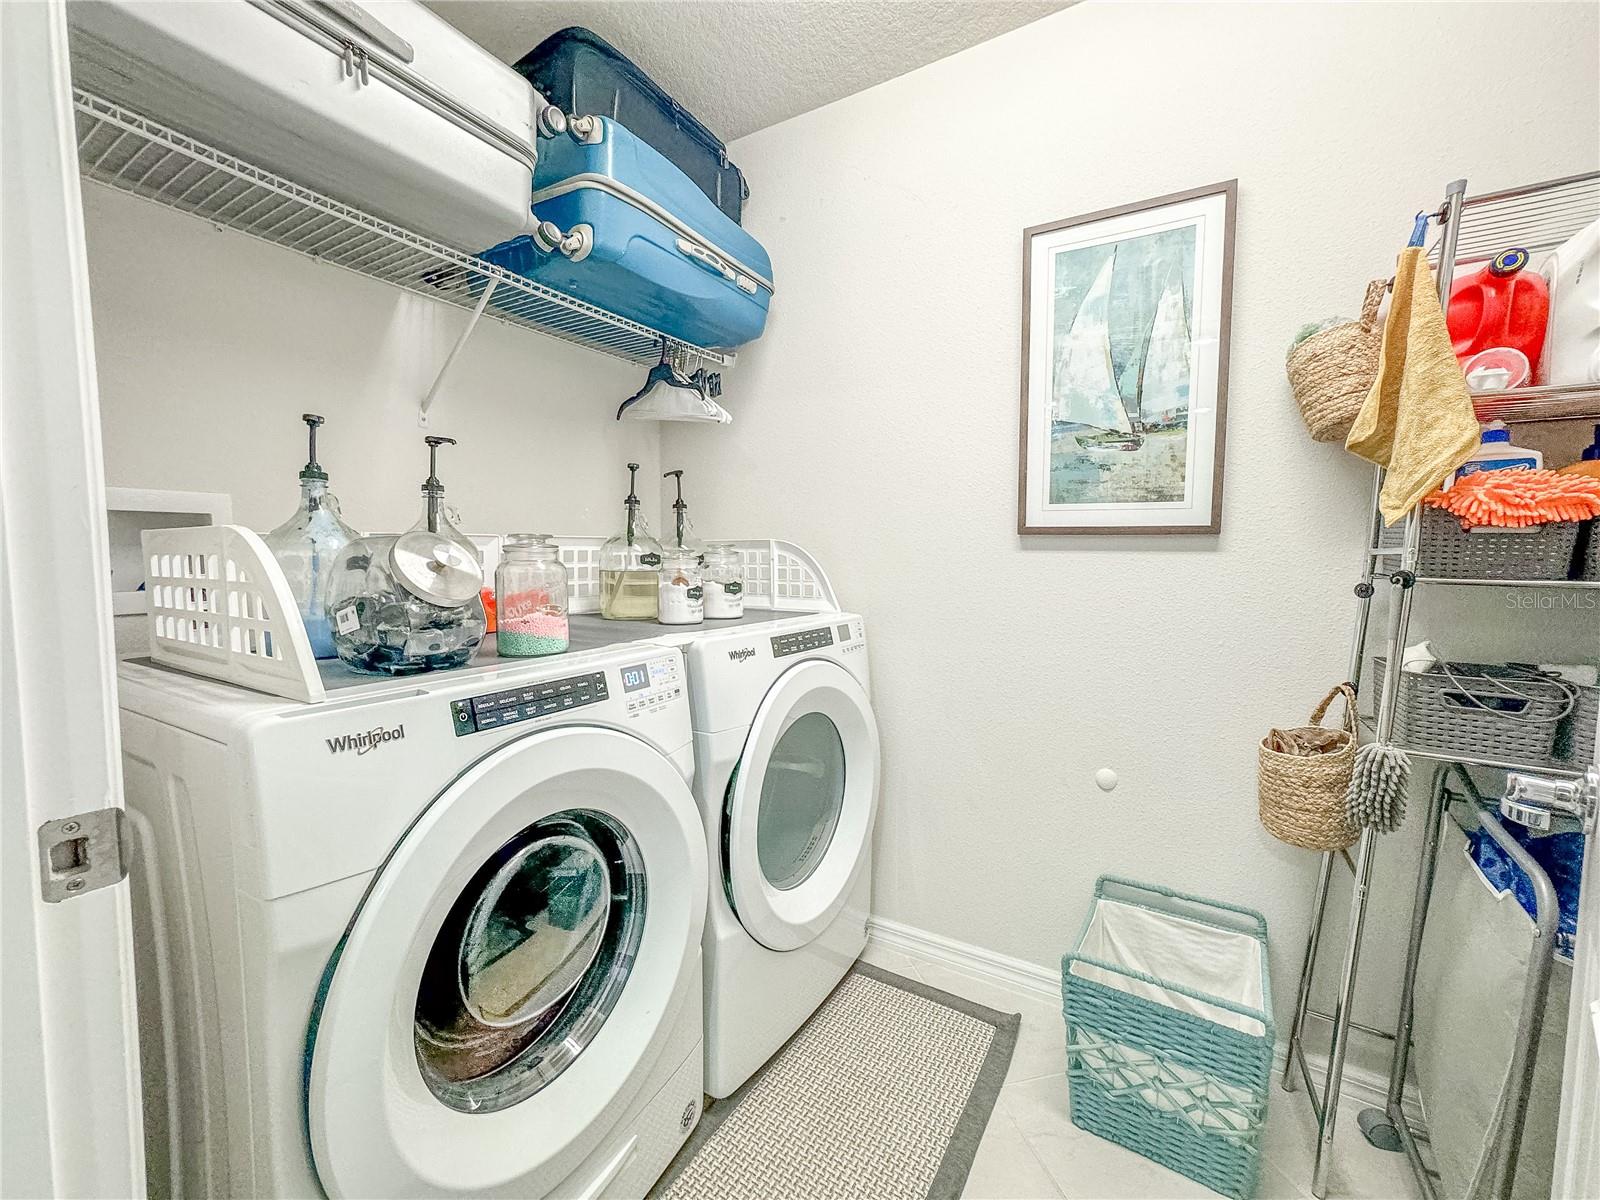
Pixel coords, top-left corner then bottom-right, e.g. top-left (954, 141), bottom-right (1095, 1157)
top-left (1446, 247), bottom-right (1550, 373)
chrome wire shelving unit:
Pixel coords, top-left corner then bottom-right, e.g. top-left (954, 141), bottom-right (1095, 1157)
top-left (72, 90), bottom-right (735, 371)
top-left (1284, 171), bottom-right (1600, 1200)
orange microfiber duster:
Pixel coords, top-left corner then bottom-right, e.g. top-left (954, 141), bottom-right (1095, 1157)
top-left (1423, 468), bottom-right (1600, 527)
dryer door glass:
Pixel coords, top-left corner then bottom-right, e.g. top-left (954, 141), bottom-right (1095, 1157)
top-left (413, 810), bottom-right (645, 1113)
top-left (755, 712), bottom-right (846, 890)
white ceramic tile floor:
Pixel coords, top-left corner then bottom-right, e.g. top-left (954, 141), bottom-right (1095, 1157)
top-left (859, 944), bottom-right (1421, 1200)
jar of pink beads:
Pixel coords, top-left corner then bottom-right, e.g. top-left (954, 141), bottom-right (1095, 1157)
top-left (494, 534), bottom-right (569, 657)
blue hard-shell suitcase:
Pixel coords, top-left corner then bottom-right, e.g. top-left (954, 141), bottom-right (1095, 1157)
top-left (480, 116), bottom-right (773, 351)
top-left (514, 26), bottom-right (748, 225)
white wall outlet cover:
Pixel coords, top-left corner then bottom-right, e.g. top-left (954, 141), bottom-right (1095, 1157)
top-left (1094, 768), bottom-right (1118, 792)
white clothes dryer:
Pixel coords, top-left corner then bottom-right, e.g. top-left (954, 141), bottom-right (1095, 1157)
top-left (117, 643), bottom-right (706, 1199)
top-left (679, 614), bottom-right (879, 1097)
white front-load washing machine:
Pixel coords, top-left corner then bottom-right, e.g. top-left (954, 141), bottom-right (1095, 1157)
top-left (680, 613), bottom-right (879, 1097)
top-left (117, 642), bottom-right (707, 1199)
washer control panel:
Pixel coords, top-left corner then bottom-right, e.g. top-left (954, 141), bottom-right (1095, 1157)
top-left (622, 655), bottom-right (682, 717)
top-left (771, 626), bottom-right (835, 658)
top-left (451, 670), bottom-right (608, 736)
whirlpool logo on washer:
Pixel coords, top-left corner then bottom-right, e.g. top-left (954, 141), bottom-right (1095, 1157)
top-left (727, 647), bottom-right (757, 662)
top-left (325, 724), bottom-right (406, 756)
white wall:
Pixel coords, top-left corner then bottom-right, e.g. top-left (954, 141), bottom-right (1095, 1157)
top-left (84, 185), bottom-right (660, 540)
top-left (666, 0), bottom-right (1600, 1034)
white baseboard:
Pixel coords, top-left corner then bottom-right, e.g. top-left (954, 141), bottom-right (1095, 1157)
top-left (866, 915), bottom-right (1427, 1131)
top-left (866, 915), bottom-right (1060, 1001)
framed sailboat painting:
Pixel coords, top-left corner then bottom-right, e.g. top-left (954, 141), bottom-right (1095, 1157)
top-left (1018, 181), bottom-right (1236, 533)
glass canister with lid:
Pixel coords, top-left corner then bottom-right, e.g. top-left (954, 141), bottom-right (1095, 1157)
top-left (657, 548), bottom-right (704, 625)
top-left (701, 543), bottom-right (745, 619)
top-left (495, 534), bottom-right (569, 657)
top-left (325, 436), bottom-right (486, 675)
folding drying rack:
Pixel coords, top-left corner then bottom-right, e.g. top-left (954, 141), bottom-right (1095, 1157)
top-left (1282, 171), bottom-right (1600, 1200)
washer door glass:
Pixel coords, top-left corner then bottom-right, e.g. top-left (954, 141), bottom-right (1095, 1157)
top-left (413, 810), bottom-right (645, 1113)
top-left (755, 712), bottom-right (846, 890)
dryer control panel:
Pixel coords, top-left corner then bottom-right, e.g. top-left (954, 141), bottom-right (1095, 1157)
top-left (450, 670), bottom-right (608, 736)
top-left (771, 626), bottom-right (835, 658)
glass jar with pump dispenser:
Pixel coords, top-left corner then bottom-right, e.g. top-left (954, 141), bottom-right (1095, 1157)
top-left (701, 543), bottom-right (745, 619)
top-left (662, 469), bottom-right (704, 561)
top-left (262, 414), bottom-right (357, 658)
top-left (599, 463), bottom-right (663, 620)
top-left (496, 535), bottom-right (569, 656)
top-left (325, 436), bottom-right (486, 674)
top-left (657, 548), bottom-right (704, 625)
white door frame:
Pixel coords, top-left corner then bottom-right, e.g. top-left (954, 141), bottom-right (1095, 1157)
top-left (1, 2), bottom-right (146, 1196)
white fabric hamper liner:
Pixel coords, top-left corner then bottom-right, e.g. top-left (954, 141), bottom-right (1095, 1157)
top-left (1068, 897), bottom-right (1267, 1130)
top-left (1069, 899), bottom-right (1268, 1038)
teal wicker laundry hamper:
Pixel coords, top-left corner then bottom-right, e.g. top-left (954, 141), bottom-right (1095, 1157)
top-left (1062, 876), bottom-right (1274, 1200)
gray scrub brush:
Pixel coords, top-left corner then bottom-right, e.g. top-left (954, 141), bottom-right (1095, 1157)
top-left (1346, 742), bottom-right (1411, 833)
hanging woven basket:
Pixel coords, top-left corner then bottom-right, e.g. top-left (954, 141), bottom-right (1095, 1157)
top-left (1259, 684), bottom-right (1360, 851)
top-left (1287, 280), bottom-right (1386, 444)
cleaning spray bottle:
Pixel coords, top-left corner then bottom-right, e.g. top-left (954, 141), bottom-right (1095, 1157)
top-left (262, 414), bottom-right (357, 658)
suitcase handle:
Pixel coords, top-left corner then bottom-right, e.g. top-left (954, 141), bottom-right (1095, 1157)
top-left (310, 0), bottom-right (414, 63)
top-left (675, 237), bottom-right (734, 282)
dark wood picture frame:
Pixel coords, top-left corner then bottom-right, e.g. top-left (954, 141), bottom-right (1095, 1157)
top-left (1017, 180), bottom-right (1237, 535)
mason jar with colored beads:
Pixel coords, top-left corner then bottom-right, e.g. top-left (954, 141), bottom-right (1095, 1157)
top-left (701, 543), bottom-right (745, 619)
top-left (495, 534), bottom-right (569, 657)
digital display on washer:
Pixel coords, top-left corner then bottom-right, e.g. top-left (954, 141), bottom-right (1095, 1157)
top-left (450, 670), bottom-right (608, 736)
top-left (620, 663), bottom-right (651, 693)
top-left (771, 627), bottom-right (835, 658)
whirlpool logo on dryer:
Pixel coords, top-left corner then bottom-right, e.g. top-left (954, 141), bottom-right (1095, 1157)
top-left (727, 647), bottom-right (757, 662)
top-left (326, 724), bottom-right (406, 756)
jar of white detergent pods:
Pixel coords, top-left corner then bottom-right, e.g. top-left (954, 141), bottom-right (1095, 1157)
top-left (657, 548), bottom-right (705, 625)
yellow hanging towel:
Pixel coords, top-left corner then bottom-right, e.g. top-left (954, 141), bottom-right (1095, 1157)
top-left (1345, 246), bottom-right (1480, 524)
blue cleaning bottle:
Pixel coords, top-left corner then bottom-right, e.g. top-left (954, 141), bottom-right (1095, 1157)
top-left (262, 414), bottom-right (358, 658)
top-left (1453, 420), bottom-right (1542, 483)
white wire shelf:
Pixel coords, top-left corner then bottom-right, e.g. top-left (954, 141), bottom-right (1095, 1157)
top-left (72, 90), bottom-right (734, 370)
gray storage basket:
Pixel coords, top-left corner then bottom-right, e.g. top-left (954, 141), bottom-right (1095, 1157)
top-left (1418, 507), bottom-right (1582, 581)
top-left (1580, 520), bottom-right (1599, 582)
top-left (1374, 657), bottom-right (1597, 771)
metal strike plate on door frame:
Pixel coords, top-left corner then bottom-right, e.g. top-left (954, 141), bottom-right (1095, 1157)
top-left (37, 808), bottom-right (128, 902)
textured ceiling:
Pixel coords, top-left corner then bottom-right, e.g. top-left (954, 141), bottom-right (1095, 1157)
top-left (426, 1), bottom-right (1070, 141)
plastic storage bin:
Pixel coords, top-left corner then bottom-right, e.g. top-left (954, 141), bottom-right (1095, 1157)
top-left (1374, 657), bottom-right (1598, 771)
top-left (69, 0), bottom-right (555, 253)
top-left (1417, 506), bottom-right (1582, 581)
top-left (1580, 520), bottom-right (1599, 581)
top-left (1062, 876), bottom-right (1273, 1200)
